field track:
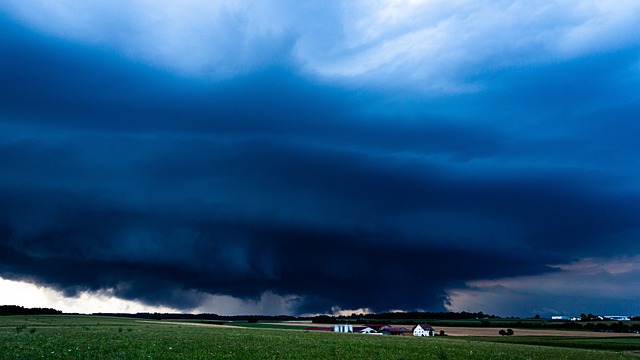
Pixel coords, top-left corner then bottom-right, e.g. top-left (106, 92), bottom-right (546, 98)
top-left (434, 326), bottom-right (640, 337)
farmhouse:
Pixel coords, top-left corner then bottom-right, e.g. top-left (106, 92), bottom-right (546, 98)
top-left (412, 323), bottom-right (435, 336)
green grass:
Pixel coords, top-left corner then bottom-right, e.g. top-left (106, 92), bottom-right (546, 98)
top-left (225, 322), bottom-right (312, 330)
top-left (1, 315), bottom-right (639, 359)
top-left (469, 335), bottom-right (640, 352)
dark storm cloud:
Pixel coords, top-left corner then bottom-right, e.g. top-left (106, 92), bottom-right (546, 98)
top-left (0, 186), bottom-right (556, 312)
top-left (1, 14), bottom-right (640, 314)
top-left (2, 132), bottom-right (639, 312)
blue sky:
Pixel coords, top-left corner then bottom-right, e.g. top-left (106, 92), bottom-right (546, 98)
top-left (1, 1), bottom-right (640, 317)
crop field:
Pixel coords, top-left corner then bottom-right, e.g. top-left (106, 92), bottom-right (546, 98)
top-left (469, 335), bottom-right (640, 352)
top-left (2, 315), bottom-right (640, 359)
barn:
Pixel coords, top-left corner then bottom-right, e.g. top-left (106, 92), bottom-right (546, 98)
top-left (381, 326), bottom-right (412, 336)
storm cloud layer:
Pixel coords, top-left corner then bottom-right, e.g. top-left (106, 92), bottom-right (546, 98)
top-left (1, 2), bottom-right (640, 316)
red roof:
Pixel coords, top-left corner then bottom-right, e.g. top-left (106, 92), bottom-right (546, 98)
top-left (383, 327), bottom-right (411, 333)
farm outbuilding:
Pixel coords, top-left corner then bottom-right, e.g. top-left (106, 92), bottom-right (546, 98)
top-left (333, 324), bottom-right (353, 333)
top-left (381, 326), bottom-right (412, 336)
top-left (364, 324), bottom-right (388, 332)
top-left (353, 326), bottom-right (378, 334)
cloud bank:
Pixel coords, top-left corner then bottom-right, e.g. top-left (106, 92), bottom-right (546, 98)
top-left (0, 2), bottom-right (639, 315)
top-left (447, 255), bottom-right (640, 317)
top-left (3, 0), bottom-right (640, 90)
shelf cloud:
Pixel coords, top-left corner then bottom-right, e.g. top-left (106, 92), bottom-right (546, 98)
top-left (1, 1), bottom-right (639, 316)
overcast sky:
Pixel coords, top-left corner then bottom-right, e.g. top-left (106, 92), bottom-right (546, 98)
top-left (1, 1), bottom-right (640, 317)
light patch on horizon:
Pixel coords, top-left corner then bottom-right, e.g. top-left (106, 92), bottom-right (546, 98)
top-left (328, 307), bottom-right (374, 317)
top-left (445, 255), bottom-right (640, 317)
top-left (0, 277), bottom-right (178, 314)
top-left (0, 277), bottom-right (302, 316)
top-left (192, 291), bottom-right (302, 316)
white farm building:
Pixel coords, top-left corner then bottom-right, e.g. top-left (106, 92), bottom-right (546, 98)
top-left (334, 324), bottom-right (353, 332)
top-left (412, 324), bottom-right (435, 336)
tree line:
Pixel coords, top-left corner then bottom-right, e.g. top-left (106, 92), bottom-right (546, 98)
top-left (311, 311), bottom-right (497, 324)
top-left (0, 305), bottom-right (62, 316)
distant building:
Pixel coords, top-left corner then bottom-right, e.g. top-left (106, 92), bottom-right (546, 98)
top-left (606, 316), bottom-right (630, 321)
top-left (381, 326), bottom-right (412, 336)
top-left (353, 326), bottom-right (378, 334)
top-left (551, 315), bottom-right (580, 321)
top-left (364, 324), bottom-right (389, 332)
top-left (412, 324), bottom-right (435, 336)
top-left (333, 324), bottom-right (353, 333)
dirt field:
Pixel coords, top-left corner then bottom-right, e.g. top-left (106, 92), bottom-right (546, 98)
top-left (419, 326), bottom-right (640, 337)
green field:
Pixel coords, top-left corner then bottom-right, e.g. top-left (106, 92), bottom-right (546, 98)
top-left (1, 315), bottom-right (639, 359)
top-left (469, 335), bottom-right (640, 352)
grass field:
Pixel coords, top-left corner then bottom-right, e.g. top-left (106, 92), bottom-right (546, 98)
top-left (469, 335), bottom-right (640, 352)
top-left (2, 315), bottom-right (640, 359)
